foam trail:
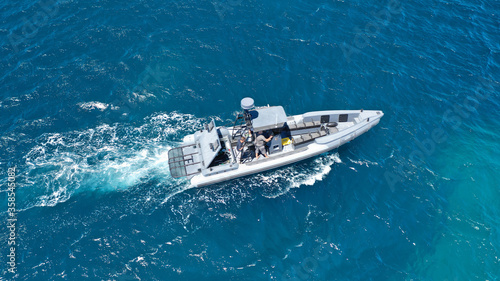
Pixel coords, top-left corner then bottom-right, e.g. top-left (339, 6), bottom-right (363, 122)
top-left (16, 112), bottom-right (207, 210)
top-left (255, 152), bottom-right (342, 198)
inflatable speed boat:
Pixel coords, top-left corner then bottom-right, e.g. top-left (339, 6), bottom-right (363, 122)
top-left (168, 98), bottom-right (384, 187)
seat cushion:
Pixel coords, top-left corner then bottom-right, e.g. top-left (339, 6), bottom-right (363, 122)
top-left (302, 134), bottom-right (312, 142)
top-left (310, 132), bottom-right (320, 139)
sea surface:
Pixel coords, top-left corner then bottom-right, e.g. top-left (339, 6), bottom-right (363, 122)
top-left (1, 0), bottom-right (499, 280)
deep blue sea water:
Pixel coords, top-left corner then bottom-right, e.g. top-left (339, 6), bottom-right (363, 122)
top-left (1, 0), bottom-right (499, 280)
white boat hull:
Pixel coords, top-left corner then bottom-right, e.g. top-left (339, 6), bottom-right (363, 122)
top-left (189, 110), bottom-right (383, 187)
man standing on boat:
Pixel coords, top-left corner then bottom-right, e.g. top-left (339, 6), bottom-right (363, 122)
top-left (236, 137), bottom-right (246, 163)
top-left (254, 131), bottom-right (273, 160)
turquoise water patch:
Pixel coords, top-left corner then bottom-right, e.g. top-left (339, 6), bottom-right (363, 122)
top-left (411, 118), bottom-right (500, 280)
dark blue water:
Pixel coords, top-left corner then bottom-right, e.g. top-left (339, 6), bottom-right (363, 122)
top-left (1, 0), bottom-right (499, 280)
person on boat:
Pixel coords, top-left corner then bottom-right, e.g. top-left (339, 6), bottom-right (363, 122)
top-left (254, 131), bottom-right (273, 160)
top-left (236, 137), bottom-right (245, 163)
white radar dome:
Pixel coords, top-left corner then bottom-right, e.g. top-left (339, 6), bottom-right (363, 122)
top-left (240, 97), bottom-right (254, 110)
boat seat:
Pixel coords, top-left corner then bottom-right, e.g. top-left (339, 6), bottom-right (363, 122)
top-left (310, 132), bottom-right (320, 139)
top-left (302, 134), bottom-right (312, 142)
top-left (288, 121), bottom-right (322, 131)
top-left (319, 130), bottom-right (327, 137)
top-left (304, 122), bottom-right (314, 128)
top-left (295, 122), bottom-right (307, 129)
top-left (293, 135), bottom-right (304, 144)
